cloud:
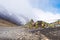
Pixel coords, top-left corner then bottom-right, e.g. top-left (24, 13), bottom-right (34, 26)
top-left (0, 0), bottom-right (30, 14)
top-left (32, 8), bottom-right (60, 23)
top-left (30, 0), bottom-right (60, 13)
top-left (29, 0), bottom-right (60, 23)
top-left (33, 9), bottom-right (58, 20)
top-left (0, 0), bottom-right (60, 24)
top-left (0, 0), bottom-right (34, 24)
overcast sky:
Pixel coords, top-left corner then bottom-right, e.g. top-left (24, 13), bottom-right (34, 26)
top-left (0, 0), bottom-right (60, 23)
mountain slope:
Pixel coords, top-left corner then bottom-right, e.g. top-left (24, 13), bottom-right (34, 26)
top-left (0, 19), bottom-right (18, 27)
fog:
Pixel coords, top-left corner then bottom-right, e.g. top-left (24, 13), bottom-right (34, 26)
top-left (0, 0), bottom-right (59, 25)
top-left (0, 6), bottom-right (29, 25)
top-left (0, 0), bottom-right (33, 25)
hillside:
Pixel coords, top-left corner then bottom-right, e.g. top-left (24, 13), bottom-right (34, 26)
top-left (0, 19), bottom-right (18, 27)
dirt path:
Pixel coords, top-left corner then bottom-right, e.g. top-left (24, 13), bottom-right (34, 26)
top-left (0, 27), bottom-right (40, 40)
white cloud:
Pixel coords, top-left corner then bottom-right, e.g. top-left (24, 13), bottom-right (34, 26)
top-left (32, 8), bottom-right (60, 23)
top-left (0, 0), bottom-right (34, 24)
top-left (0, 0), bottom-right (60, 24)
top-left (0, 0), bottom-right (34, 18)
top-left (29, 0), bottom-right (60, 23)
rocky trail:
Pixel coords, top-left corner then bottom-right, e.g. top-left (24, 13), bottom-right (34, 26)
top-left (0, 26), bottom-right (60, 40)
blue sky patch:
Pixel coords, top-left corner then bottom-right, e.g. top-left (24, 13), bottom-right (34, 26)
top-left (30, 0), bottom-right (60, 13)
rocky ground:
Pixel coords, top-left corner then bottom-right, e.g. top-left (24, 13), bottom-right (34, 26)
top-left (0, 27), bottom-right (40, 40)
top-left (0, 26), bottom-right (60, 40)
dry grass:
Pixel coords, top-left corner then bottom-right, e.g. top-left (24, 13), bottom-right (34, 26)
top-left (0, 19), bottom-right (18, 27)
